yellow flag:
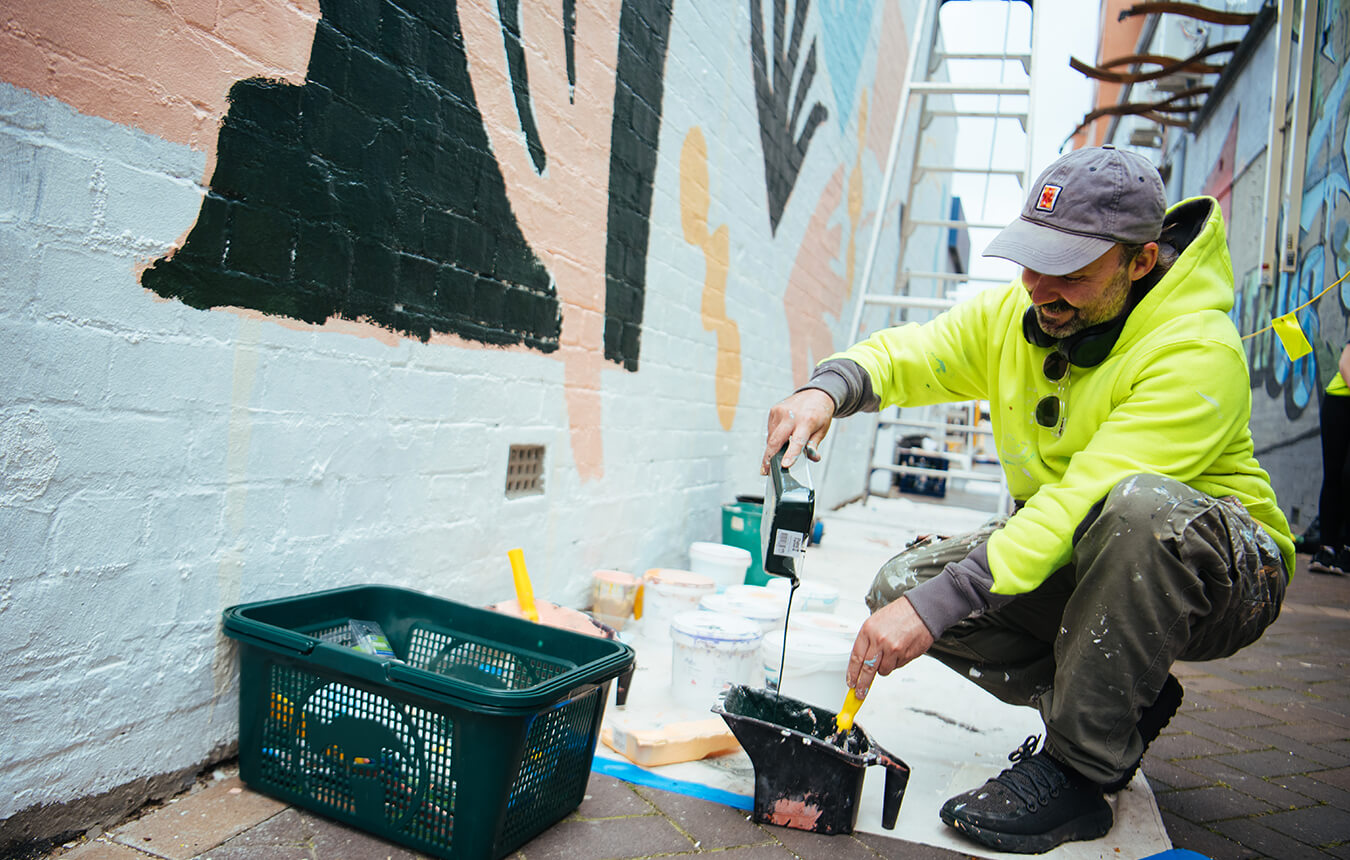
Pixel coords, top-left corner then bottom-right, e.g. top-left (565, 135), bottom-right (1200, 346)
top-left (1272, 312), bottom-right (1313, 361)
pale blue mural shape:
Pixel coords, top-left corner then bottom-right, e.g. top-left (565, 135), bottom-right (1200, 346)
top-left (1301, 48), bottom-right (1350, 311)
top-left (818, 0), bottom-right (876, 129)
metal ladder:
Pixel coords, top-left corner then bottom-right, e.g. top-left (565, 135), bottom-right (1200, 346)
top-left (842, 0), bottom-right (1038, 510)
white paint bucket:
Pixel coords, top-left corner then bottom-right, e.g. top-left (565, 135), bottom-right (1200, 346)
top-left (688, 541), bottom-right (752, 591)
top-left (641, 568), bottom-right (716, 634)
top-left (670, 610), bottom-right (763, 711)
top-left (700, 585), bottom-right (788, 631)
top-left (761, 627), bottom-right (853, 710)
top-left (765, 576), bottom-right (840, 613)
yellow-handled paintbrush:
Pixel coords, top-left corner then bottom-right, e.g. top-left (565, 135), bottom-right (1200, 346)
top-left (508, 548), bottom-right (540, 623)
top-left (831, 687), bottom-right (864, 742)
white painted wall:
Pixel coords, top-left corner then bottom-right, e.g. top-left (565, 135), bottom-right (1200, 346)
top-left (0, 0), bottom-right (953, 832)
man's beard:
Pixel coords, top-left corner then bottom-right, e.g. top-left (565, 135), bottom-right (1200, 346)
top-left (1034, 267), bottom-right (1132, 339)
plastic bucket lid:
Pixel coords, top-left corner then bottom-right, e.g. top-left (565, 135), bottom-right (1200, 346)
top-left (765, 576), bottom-right (840, 610)
top-left (690, 541), bottom-right (752, 564)
top-left (788, 611), bottom-right (862, 638)
top-left (671, 609), bottom-right (763, 644)
top-left (593, 569), bottom-right (639, 586)
top-left (699, 590), bottom-right (786, 631)
top-left (644, 568), bottom-right (717, 593)
top-left (725, 584), bottom-right (789, 612)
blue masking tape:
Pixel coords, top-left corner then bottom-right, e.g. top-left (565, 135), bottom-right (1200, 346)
top-left (591, 754), bottom-right (753, 811)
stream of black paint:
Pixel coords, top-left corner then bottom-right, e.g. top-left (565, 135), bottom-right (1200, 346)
top-left (773, 577), bottom-right (798, 700)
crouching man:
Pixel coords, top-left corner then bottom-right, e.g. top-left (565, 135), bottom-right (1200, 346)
top-left (763, 146), bottom-right (1293, 854)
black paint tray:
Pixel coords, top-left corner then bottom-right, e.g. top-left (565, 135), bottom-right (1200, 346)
top-left (713, 685), bottom-right (910, 835)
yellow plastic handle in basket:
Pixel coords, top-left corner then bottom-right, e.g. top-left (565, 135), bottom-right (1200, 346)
top-left (508, 548), bottom-right (540, 623)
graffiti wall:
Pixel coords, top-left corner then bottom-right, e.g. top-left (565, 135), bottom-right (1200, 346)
top-left (1163, 0), bottom-right (1349, 525)
top-left (0, 0), bottom-right (932, 840)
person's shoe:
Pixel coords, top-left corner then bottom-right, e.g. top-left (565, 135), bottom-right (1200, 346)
top-left (1310, 545), bottom-right (1347, 575)
top-left (940, 735), bottom-right (1112, 854)
top-left (1102, 673), bottom-right (1184, 793)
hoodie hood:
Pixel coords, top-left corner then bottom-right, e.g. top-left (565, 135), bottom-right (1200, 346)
top-left (1116, 197), bottom-right (1232, 353)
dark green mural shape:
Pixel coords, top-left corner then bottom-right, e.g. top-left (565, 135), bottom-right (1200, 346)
top-left (498, 0), bottom-right (548, 174)
top-left (751, 0), bottom-right (828, 235)
top-left (606, 0), bottom-right (673, 370)
top-left (142, 0), bottom-right (671, 370)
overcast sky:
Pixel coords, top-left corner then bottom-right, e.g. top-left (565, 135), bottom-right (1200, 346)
top-left (934, 0), bottom-right (1102, 291)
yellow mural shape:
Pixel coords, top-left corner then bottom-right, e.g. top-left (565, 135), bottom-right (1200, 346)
top-left (680, 127), bottom-right (741, 431)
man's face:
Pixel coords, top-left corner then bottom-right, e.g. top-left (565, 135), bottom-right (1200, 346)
top-left (1022, 246), bottom-right (1138, 339)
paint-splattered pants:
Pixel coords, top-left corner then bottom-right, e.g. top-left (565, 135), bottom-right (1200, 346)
top-left (865, 473), bottom-right (1288, 785)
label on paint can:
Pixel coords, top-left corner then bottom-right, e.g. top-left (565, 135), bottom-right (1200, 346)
top-left (772, 529), bottom-right (806, 559)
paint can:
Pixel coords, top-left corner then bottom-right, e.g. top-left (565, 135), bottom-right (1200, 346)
top-left (669, 611), bottom-right (763, 711)
top-left (699, 585), bottom-right (788, 632)
top-left (761, 627), bottom-right (853, 709)
top-left (590, 569), bottom-right (640, 630)
top-left (688, 541), bottom-right (753, 590)
top-left (641, 569), bottom-right (716, 635)
top-left (765, 576), bottom-right (839, 613)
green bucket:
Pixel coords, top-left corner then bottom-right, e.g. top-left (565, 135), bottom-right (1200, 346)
top-left (722, 500), bottom-right (767, 586)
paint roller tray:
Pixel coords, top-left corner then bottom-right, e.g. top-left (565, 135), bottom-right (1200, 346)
top-left (714, 685), bottom-right (910, 836)
top-left (223, 584), bottom-right (634, 860)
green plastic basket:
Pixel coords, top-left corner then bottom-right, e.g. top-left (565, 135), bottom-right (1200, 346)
top-left (222, 585), bottom-right (634, 860)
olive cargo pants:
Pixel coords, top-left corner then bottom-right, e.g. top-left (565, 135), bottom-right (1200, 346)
top-left (866, 473), bottom-right (1288, 785)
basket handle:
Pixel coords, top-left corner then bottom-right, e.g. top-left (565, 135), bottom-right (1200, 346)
top-left (385, 660), bottom-right (479, 698)
top-left (222, 610), bottom-right (317, 655)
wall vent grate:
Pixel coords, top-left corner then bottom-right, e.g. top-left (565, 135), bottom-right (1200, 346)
top-left (506, 445), bottom-right (545, 497)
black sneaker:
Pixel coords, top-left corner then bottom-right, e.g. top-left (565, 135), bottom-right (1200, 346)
top-left (940, 735), bottom-right (1112, 854)
top-left (1102, 673), bottom-right (1184, 793)
top-left (1310, 545), bottom-right (1347, 575)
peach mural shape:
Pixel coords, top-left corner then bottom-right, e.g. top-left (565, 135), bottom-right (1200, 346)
top-left (784, 3), bottom-right (908, 386)
top-left (0, 0), bottom-right (319, 181)
top-left (784, 94), bottom-right (869, 387)
top-left (680, 127), bottom-right (742, 430)
top-left (460, 0), bottom-right (623, 482)
top-left (786, 164), bottom-right (848, 388)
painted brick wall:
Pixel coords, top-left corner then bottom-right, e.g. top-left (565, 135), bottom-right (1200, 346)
top-left (0, 0), bottom-right (937, 840)
top-left (1160, 0), bottom-right (1350, 529)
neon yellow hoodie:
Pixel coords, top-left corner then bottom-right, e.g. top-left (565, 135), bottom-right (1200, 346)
top-left (832, 197), bottom-right (1295, 593)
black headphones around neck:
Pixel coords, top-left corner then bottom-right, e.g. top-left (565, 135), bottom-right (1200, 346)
top-left (1021, 304), bottom-right (1132, 368)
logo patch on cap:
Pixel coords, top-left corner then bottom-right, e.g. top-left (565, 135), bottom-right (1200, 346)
top-left (1036, 184), bottom-right (1062, 212)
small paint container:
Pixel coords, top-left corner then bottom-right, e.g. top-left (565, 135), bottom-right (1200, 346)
top-left (669, 610), bottom-right (763, 711)
top-left (590, 569), bottom-right (640, 630)
top-left (688, 541), bottom-right (753, 590)
top-left (641, 569), bottom-right (717, 635)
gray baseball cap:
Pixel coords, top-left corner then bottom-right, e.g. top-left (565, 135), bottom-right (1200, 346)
top-left (983, 145), bottom-right (1165, 276)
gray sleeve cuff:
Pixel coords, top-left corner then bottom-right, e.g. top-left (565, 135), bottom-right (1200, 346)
top-left (797, 359), bottom-right (879, 417)
top-left (902, 543), bottom-right (1013, 638)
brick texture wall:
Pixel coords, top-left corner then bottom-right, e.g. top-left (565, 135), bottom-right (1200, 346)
top-left (0, 0), bottom-right (937, 842)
